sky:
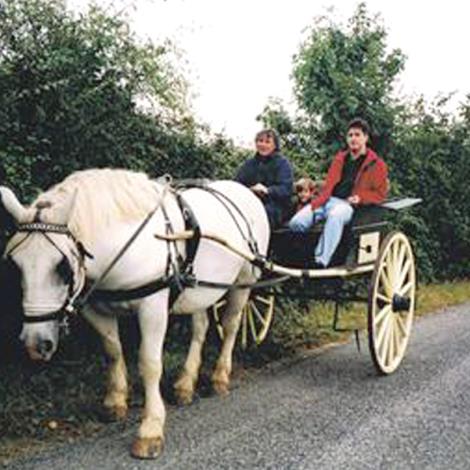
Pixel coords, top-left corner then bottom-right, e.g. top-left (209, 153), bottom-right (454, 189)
top-left (70, 0), bottom-right (470, 146)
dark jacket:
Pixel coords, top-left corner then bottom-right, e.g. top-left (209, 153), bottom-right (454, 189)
top-left (236, 152), bottom-right (293, 228)
top-left (311, 148), bottom-right (388, 210)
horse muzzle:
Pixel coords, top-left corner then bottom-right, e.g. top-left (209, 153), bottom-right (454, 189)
top-left (20, 323), bottom-right (59, 361)
top-left (26, 339), bottom-right (55, 361)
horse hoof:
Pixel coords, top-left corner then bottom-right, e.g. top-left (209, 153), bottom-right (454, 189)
top-left (174, 375), bottom-right (195, 406)
top-left (175, 388), bottom-right (194, 406)
top-left (102, 405), bottom-right (128, 422)
top-left (131, 437), bottom-right (164, 459)
top-left (213, 380), bottom-right (229, 397)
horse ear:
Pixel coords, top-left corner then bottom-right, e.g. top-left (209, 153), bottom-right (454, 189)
top-left (55, 189), bottom-right (78, 226)
top-left (0, 186), bottom-right (28, 224)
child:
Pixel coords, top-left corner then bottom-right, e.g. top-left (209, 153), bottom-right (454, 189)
top-left (294, 177), bottom-right (318, 212)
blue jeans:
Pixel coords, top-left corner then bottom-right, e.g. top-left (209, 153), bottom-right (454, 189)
top-left (288, 197), bottom-right (354, 267)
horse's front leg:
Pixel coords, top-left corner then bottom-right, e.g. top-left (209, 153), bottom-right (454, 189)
top-left (212, 287), bottom-right (250, 396)
top-left (174, 309), bottom-right (209, 405)
top-left (82, 306), bottom-right (128, 421)
top-left (131, 290), bottom-right (169, 460)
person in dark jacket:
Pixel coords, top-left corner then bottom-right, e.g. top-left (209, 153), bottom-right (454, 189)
top-left (235, 129), bottom-right (293, 228)
top-left (289, 118), bottom-right (389, 268)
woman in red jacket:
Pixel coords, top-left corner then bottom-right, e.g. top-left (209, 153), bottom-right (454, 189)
top-left (289, 118), bottom-right (388, 268)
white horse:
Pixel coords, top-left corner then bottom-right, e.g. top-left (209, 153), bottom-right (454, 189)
top-left (0, 168), bottom-right (270, 459)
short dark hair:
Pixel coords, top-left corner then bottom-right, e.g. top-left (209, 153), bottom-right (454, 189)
top-left (255, 128), bottom-right (280, 151)
top-left (347, 118), bottom-right (370, 136)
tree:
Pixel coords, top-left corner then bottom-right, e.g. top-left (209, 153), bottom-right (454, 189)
top-left (391, 96), bottom-right (470, 279)
top-left (0, 0), bottom-right (226, 200)
top-left (292, 3), bottom-right (405, 158)
top-left (257, 98), bottom-right (321, 177)
top-left (260, 3), bottom-right (469, 279)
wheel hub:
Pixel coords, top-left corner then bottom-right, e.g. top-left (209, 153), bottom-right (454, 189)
top-left (392, 293), bottom-right (411, 312)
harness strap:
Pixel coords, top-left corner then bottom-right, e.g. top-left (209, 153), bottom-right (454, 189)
top-left (76, 184), bottom-right (170, 309)
top-left (17, 222), bottom-right (72, 236)
top-left (175, 192), bottom-right (201, 276)
top-left (22, 310), bottom-right (64, 323)
top-left (200, 186), bottom-right (259, 254)
top-left (83, 189), bottom-right (202, 306)
top-left (83, 182), bottom-right (261, 306)
top-left (89, 276), bottom-right (174, 303)
top-left (174, 180), bottom-right (259, 255)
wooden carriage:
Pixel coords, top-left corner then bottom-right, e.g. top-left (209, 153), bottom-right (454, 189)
top-left (212, 198), bottom-right (421, 375)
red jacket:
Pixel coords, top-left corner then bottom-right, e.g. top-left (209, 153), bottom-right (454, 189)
top-left (311, 148), bottom-right (388, 210)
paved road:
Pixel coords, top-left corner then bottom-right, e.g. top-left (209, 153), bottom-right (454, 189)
top-left (9, 302), bottom-right (470, 469)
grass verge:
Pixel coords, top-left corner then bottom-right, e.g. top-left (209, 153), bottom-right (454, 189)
top-left (270, 280), bottom-right (470, 350)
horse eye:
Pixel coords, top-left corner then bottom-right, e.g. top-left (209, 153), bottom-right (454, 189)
top-left (56, 256), bottom-right (73, 284)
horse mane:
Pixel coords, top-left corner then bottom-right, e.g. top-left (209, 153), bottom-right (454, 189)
top-left (32, 168), bottom-right (162, 244)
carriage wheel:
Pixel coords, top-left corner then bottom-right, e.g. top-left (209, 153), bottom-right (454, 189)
top-left (368, 231), bottom-right (416, 374)
top-left (212, 292), bottom-right (275, 349)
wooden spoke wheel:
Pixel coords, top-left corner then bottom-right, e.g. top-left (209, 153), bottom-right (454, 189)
top-left (368, 231), bottom-right (416, 374)
top-left (211, 292), bottom-right (275, 349)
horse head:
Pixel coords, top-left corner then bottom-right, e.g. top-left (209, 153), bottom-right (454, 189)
top-left (1, 187), bottom-right (85, 361)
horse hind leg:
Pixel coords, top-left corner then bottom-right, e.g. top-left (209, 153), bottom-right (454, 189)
top-left (82, 307), bottom-right (128, 421)
top-left (174, 309), bottom-right (210, 405)
top-left (212, 282), bottom-right (251, 397)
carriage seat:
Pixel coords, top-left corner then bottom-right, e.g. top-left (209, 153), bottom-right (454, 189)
top-left (270, 198), bottom-right (421, 269)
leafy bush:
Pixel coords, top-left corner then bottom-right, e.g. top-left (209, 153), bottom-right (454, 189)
top-left (0, 0), bottom-right (243, 202)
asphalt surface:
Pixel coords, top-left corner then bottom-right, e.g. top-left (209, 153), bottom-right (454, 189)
top-left (8, 302), bottom-right (470, 470)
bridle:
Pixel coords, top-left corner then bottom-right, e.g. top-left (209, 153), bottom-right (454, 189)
top-left (6, 222), bottom-right (88, 329)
